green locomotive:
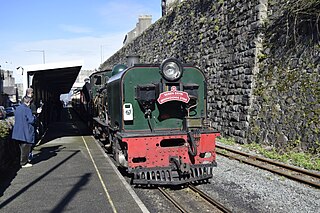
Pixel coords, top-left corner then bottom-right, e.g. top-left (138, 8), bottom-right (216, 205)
top-left (90, 57), bottom-right (219, 185)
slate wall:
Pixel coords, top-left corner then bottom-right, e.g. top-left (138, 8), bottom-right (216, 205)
top-left (101, 0), bottom-right (319, 152)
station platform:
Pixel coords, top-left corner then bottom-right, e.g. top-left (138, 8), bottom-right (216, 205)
top-left (0, 108), bottom-right (149, 213)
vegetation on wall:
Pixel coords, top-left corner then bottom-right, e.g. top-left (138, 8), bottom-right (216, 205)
top-left (249, 0), bottom-right (320, 154)
top-left (268, 0), bottom-right (320, 50)
top-left (0, 120), bottom-right (11, 140)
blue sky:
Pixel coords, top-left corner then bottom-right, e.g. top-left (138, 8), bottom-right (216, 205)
top-left (0, 0), bottom-right (161, 82)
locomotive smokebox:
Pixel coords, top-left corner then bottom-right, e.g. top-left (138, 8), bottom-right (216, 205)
top-left (126, 55), bottom-right (140, 67)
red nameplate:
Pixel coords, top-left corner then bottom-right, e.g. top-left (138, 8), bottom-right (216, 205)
top-left (157, 86), bottom-right (190, 104)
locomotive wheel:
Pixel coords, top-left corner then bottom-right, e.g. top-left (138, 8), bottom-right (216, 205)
top-left (101, 132), bottom-right (111, 150)
top-left (92, 126), bottom-right (100, 139)
top-left (111, 137), bottom-right (118, 158)
top-left (112, 138), bottom-right (127, 167)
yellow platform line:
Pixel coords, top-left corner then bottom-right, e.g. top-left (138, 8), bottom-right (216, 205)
top-left (82, 136), bottom-right (117, 213)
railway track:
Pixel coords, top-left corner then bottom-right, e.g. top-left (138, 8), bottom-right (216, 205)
top-left (216, 143), bottom-right (320, 188)
top-left (158, 185), bottom-right (232, 213)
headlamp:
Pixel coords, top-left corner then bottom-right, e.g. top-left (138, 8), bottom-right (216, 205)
top-left (160, 58), bottom-right (183, 81)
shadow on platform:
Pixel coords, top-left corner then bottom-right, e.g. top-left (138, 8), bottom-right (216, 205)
top-left (0, 107), bottom-right (91, 199)
top-left (37, 108), bottom-right (91, 146)
top-left (0, 166), bottom-right (20, 197)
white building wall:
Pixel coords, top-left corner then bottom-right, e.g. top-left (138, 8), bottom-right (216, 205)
top-left (123, 15), bottom-right (152, 45)
top-left (3, 70), bottom-right (15, 87)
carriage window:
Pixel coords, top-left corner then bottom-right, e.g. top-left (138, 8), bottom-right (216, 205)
top-left (94, 76), bottom-right (102, 85)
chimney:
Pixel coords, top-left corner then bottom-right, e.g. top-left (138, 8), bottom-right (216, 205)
top-left (126, 55), bottom-right (140, 67)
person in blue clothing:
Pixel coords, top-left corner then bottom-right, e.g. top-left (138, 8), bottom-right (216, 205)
top-left (25, 87), bottom-right (41, 161)
top-left (12, 96), bottom-right (38, 168)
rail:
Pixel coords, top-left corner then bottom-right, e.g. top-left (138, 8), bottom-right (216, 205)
top-left (158, 185), bottom-right (232, 213)
top-left (216, 143), bottom-right (320, 188)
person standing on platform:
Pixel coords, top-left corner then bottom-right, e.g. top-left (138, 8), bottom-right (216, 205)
top-left (25, 87), bottom-right (40, 161)
top-left (25, 87), bottom-right (37, 114)
top-left (12, 96), bottom-right (37, 168)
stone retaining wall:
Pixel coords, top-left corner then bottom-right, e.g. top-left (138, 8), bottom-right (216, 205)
top-left (101, 0), bottom-right (319, 152)
top-left (248, 0), bottom-right (320, 152)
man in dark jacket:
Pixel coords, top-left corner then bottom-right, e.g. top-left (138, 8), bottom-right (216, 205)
top-left (26, 87), bottom-right (42, 161)
top-left (12, 96), bottom-right (36, 168)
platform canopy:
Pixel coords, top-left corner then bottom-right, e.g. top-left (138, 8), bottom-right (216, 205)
top-left (22, 60), bottom-right (83, 95)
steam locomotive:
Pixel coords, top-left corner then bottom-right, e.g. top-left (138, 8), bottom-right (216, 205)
top-left (73, 57), bottom-right (219, 185)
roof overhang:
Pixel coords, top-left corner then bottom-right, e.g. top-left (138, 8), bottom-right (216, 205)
top-left (22, 60), bottom-right (83, 95)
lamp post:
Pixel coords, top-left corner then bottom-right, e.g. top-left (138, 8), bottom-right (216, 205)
top-left (26, 50), bottom-right (46, 64)
top-left (16, 66), bottom-right (24, 75)
top-left (100, 44), bottom-right (108, 64)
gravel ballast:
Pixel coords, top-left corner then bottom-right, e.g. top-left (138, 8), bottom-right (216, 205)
top-left (198, 154), bottom-right (320, 213)
top-left (132, 142), bottom-right (319, 213)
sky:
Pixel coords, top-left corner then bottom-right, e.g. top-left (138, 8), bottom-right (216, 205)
top-left (0, 0), bottom-right (162, 83)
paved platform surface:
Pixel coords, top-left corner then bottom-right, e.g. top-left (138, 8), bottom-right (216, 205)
top-left (0, 108), bottom-right (148, 213)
